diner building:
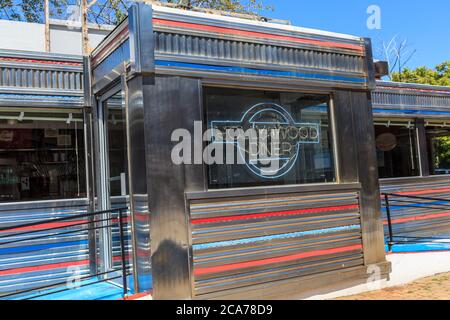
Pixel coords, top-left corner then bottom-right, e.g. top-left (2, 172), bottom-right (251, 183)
top-left (0, 3), bottom-right (449, 300)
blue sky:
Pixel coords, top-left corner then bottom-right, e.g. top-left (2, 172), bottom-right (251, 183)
top-left (261, 0), bottom-right (449, 69)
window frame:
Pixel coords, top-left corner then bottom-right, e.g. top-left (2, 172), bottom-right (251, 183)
top-left (425, 120), bottom-right (450, 177)
top-left (373, 117), bottom-right (421, 180)
top-left (202, 85), bottom-right (340, 190)
top-left (0, 107), bottom-right (87, 203)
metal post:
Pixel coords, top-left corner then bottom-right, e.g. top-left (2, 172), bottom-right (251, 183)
top-left (384, 193), bottom-right (394, 252)
top-left (118, 208), bottom-right (128, 298)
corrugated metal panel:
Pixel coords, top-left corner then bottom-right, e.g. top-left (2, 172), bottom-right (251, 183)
top-left (92, 10), bottom-right (369, 92)
top-left (381, 179), bottom-right (450, 241)
top-left (132, 195), bottom-right (151, 280)
top-left (0, 51), bottom-right (83, 108)
top-left (0, 197), bottom-right (136, 297)
top-left (189, 191), bottom-right (363, 296)
top-left (0, 199), bottom-right (89, 295)
top-left (110, 197), bottom-right (133, 271)
top-left (372, 91), bottom-right (450, 110)
top-left (372, 82), bottom-right (450, 114)
top-left (0, 66), bottom-right (82, 92)
top-left (154, 32), bottom-right (365, 75)
top-left (0, 52), bottom-right (83, 95)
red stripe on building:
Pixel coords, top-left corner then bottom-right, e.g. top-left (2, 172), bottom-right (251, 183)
top-left (395, 188), bottom-right (450, 196)
top-left (112, 217), bottom-right (131, 224)
top-left (0, 260), bottom-right (88, 276)
top-left (377, 86), bottom-right (450, 95)
top-left (153, 19), bottom-right (364, 52)
top-left (119, 292), bottom-right (152, 300)
top-left (191, 204), bottom-right (359, 225)
top-left (0, 57), bottom-right (82, 66)
top-left (385, 211), bottom-right (450, 225)
top-left (194, 244), bottom-right (363, 276)
top-left (0, 220), bottom-right (88, 233)
top-left (91, 26), bottom-right (129, 66)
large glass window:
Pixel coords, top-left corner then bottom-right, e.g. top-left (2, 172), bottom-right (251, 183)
top-left (426, 122), bottom-right (450, 175)
top-left (204, 87), bottom-right (336, 189)
top-left (0, 109), bottom-right (86, 202)
top-left (374, 119), bottom-right (419, 179)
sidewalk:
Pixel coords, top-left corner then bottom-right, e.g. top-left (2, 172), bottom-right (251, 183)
top-left (337, 272), bottom-right (450, 300)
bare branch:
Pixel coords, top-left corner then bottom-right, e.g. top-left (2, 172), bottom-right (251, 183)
top-left (87, 0), bottom-right (99, 9)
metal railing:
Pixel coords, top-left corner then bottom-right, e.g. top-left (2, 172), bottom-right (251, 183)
top-left (0, 207), bottom-right (131, 300)
top-left (382, 192), bottom-right (450, 252)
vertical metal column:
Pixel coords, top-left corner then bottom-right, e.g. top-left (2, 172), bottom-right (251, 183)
top-left (118, 208), bottom-right (128, 297)
top-left (96, 95), bottom-right (113, 274)
top-left (143, 76), bottom-right (204, 300)
top-left (383, 194), bottom-right (395, 252)
top-left (125, 3), bottom-right (155, 293)
top-left (415, 118), bottom-right (430, 176)
top-left (125, 75), bottom-right (152, 293)
top-left (353, 91), bottom-right (387, 265)
top-left (351, 39), bottom-right (387, 265)
top-left (83, 56), bottom-right (98, 275)
top-left (83, 107), bottom-right (98, 275)
top-left (333, 90), bottom-right (387, 266)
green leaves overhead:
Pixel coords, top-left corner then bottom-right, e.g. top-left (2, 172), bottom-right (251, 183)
top-left (391, 62), bottom-right (450, 86)
top-left (0, 0), bottom-right (273, 25)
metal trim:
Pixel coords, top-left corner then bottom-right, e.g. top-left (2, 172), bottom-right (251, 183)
top-left (152, 5), bottom-right (363, 44)
top-left (195, 262), bottom-right (391, 300)
top-left (363, 38), bottom-right (376, 91)
top-left (380, 175), bottom-right (450, 186)
top-left (186, 183), bottom-right (361, 200)
top-left (91, 19), bottom-right (130, 67)
top-left (128, 3), bottom-right (154, 76)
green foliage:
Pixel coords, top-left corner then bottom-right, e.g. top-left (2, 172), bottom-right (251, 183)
top-left (0, 0), bottom-right (67, 23)
top-left (434, 136), bottom-right (450, 169)
top-left (168, 0), bottom-right (273, 14)
top-left (391, 61), bottom-right (450, 86)
top-left (0, 0), bottom-right (273, 25)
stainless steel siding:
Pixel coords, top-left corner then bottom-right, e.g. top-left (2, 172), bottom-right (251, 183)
top-left (372, 88), bottom-right (450, 113)
top-left (154, 32), bottom-right (365, 76)
top-left (0, 63), bottom-right (83, 93)
top-left (189, 191), bottom-right (363, 296)
top-left (381, 179), bottom-right (450, 241)
top-left (109, 197), bottom-right (133, 272)
top-left (0, 199), bottom-right (89, 295)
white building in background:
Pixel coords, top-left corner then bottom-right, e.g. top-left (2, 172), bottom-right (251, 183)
top-left (0, 18), bottom-right (112, 55)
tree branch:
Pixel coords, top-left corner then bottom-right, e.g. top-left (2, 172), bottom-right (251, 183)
top-left (88, 0), bottom-right (99, 9)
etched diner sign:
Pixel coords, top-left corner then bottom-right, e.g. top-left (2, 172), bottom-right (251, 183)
top-left (211, 103), bottom-right (320, 179)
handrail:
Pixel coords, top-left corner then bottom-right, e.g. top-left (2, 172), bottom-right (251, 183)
top-left (385, 193), bottom-right (450, 204)
top-left (0, 207), bottom-right (131, 300)
top-left (0, 207), bottom-right (128, 232)
top-left (383, 193), bottom-right (394, 252)
top-left (382, 192), bottom-right (450, 252)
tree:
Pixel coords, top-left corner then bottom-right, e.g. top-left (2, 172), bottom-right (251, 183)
top-left (165, 0), bottom-right (272, 15)
top-left (0, 0), bottom-right (67, 23)
top-left (376, 35), bottom-right (416, 81)
top-left (0, 0), bottom-right (272, 25)
top-left (1, 0), bottom-right (272, 55)
top-left (390, 62), bottom-right (450, 86)
top-left (433, 136), bottom-right (450, 169)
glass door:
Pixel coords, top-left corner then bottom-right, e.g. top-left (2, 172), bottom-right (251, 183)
top-left (97, 89), bottom-right (130, 272)
top-left (104, 92), bottom-right (129, 199)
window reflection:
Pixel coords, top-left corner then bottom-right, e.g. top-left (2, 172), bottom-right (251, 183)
top-left (374, 120), bottom-right (419, 179)
top-left (104, 93), bottom-right (129, 197)
top-left (426, 124), bottom-right (450, 175)
top-left (0, 110), bottom-right (86, 202)
top-left (204, 87), bottom-right (336, 189)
